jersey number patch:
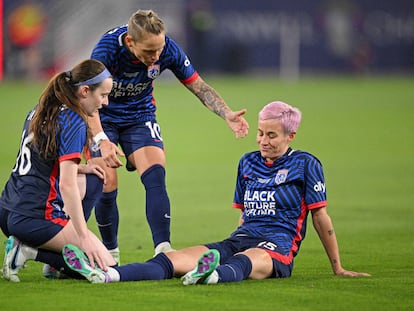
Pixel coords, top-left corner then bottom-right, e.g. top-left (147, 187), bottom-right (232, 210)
top-left (13, 130), bottom-right (33, 176)
top-left (145, 121), bottom-right (163, 141)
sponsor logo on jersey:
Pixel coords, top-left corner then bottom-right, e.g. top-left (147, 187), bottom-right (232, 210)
top-left (257, 177), bottom-right (271, 184)
top-left (124, 72), bottom-right (139, 78)
top-left (111, 81), bottom-right (151, 98)
top-left (147, 65), bottom-right (160, 79)
top-left (244, 190), bottom-right (276, 201)
top-left (275, 169), bottom-right (288, 185)
top-left (313, 181), bottom-right (326, 192)
top-left (244, 190), bottom-right (277, 216)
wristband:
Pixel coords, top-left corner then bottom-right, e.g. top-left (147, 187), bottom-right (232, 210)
top-left (93, 131), bottom-right (109, 146)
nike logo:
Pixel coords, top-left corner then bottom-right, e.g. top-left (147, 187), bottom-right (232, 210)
top-left (10, 241), bottom-right (21, 270)
top-left (164, 213), bottom-right (171, 219)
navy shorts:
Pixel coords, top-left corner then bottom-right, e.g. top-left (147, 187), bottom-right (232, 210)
top-left (91, 120), bottom-right (164, 158)
top-left (0, 208), bottom-right (66, 247)
top-left (205, 232), bottom-right (293, 278)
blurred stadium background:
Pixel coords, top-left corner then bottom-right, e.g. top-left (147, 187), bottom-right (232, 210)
top-left (1, 2), bottom-right (414, 308)
top-left (1, 0), bottom-right (413, 81)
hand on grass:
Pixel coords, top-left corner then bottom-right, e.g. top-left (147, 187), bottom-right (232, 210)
top-left (335, 268), bottom-right (371, 277)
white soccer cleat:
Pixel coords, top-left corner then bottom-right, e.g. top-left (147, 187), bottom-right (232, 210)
top-left (2, 236), bottom-right (26, 282)
top-left (181, 249), bottom-right (220, 285)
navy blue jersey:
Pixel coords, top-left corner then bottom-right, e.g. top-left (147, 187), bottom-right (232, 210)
top-left (91, 25), bottom-right (198, 125)
top-left (232, 148), bottom-right (327, 263)
top-left (0, 107), bottom-right (87, 222)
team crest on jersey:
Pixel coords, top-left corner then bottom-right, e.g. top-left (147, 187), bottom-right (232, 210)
top-left (275, 169), bottom-right (289, 185)
top-left (147, 65), bottom-right (160, 79)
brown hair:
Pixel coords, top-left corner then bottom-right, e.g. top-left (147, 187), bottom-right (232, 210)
top-left (29, 59), bottom-right (107, 160)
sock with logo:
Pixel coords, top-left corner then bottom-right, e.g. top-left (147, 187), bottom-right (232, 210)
top-left (94, 189), bottom-right (119, 250)
top-left (141, 164), bottom-right (171, 247)
top-left (215, 253), bottom-right (253, 283)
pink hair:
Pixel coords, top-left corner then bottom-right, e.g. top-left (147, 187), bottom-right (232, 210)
top-left (258, 101), bottom-right (302, 134)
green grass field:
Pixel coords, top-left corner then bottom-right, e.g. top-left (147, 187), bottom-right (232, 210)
top-left (0, 75), bottom-right (413, 310)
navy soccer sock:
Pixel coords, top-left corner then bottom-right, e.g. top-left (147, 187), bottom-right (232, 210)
top-left (36, 249), bottom-right (83, 279)
top-left (115, 253), bottom-right (174, 281)
top-left (141, 164), bottom-right (171, 247)
top-left (216, 254), bottom-right (253, 283)
top-left (94, 189), bottom-right (119, 250)
top-left (82, 174), bottom-right (103, 221)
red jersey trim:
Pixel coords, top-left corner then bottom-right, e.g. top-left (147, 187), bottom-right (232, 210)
top-left (50, 218), bottom-right (69, 226)
top-left (289, 199), bottom-right (309, 255)
top-left (45, 162), bottom-right (59, 221)
top-left (45, 152), bottom-right (81, 222)
top-left (307, 201), bottom-right (327, 210)
top-left (264, 249), bottom-right (293, 265)
top-left (83, 146), bottom-right (91, 161)
top-left (271, 198), bottom-right (312, 264)
top-left (232, 202), bottom-right (244, 211)
top-left (152, 88), bottom-right (157, 108)
top-left (59, 152), bottom-right (82, 163)
top-left (181, 72), bottom-right (199, 85)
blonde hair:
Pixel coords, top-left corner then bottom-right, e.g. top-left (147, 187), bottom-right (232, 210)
top-left (127, 9), bottom-right (165, 41)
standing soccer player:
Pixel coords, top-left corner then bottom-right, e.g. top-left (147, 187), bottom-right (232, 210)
top-left (88, 9), bottom-right (249, 259)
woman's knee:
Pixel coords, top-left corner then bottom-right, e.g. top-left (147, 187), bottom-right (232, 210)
top-left (243, 248), bottom-right (273, 280)
top-left (103, 169), bottom-right (118, 191)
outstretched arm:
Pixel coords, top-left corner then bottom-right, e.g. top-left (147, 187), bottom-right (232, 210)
top-left (185, 76), bottom-right (249, 138)
top-left (311, 207), bottom-right (371, 277)
top-left (59, 160), bottom-right (108, 269)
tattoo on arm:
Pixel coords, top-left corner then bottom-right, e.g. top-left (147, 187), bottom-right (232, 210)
top-left (188, 79), bottom-right (229, 119)
top-left (328, 229), bottom-right (334, 236)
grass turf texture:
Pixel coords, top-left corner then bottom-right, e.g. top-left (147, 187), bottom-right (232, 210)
top-left (0, 76), bottom-right (413, 311)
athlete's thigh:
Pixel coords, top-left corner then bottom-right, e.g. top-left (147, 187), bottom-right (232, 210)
top-left (40, 220), bottom-right (90, 252)
top-left (167, 245), bottom-right (209, 276)
top-left (118, 121), bottom-right (165, 174)
top-left (77, 174), bottom-right (86, 199)
top-left (131, 146), bottom-right (165, 175)
top-left (241, 248), bottom-right (274, 280)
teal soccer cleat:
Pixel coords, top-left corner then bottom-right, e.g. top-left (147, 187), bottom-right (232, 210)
top-left (181, 249), bottom-right (220, 285)
top-left (62, 244), bottom-right (110, 284)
